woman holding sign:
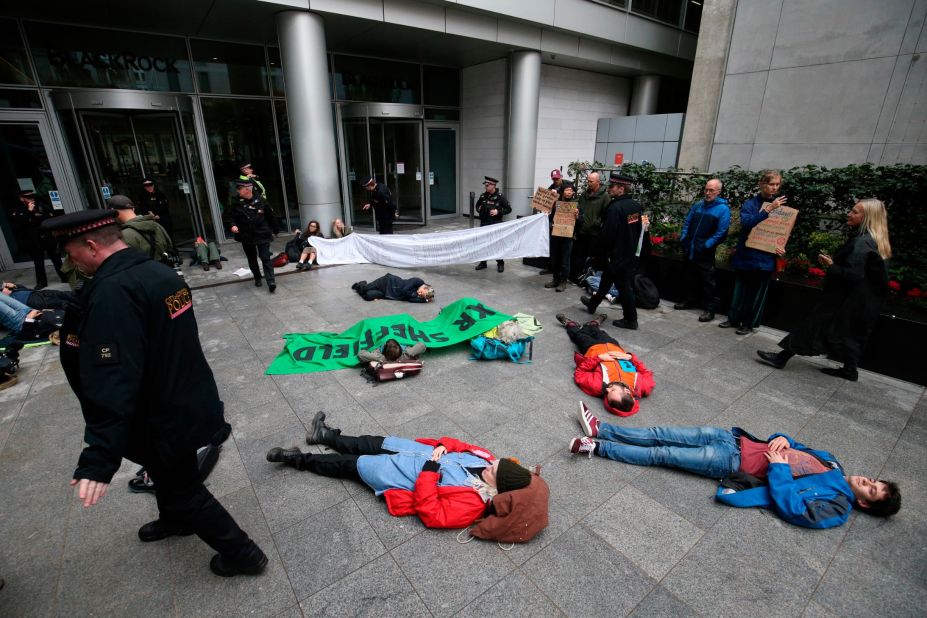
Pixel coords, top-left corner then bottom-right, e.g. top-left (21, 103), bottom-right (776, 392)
top-left (757, 199), bottom-right (891, 381)
top-left (720, 170), bottom-right (788, 335)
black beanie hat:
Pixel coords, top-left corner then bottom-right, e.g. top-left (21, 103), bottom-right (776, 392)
top-left (496, 458), bottom-right (531, 493)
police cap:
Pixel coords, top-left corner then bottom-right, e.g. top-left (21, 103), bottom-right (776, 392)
top-left (107, 195), bottom-right (136, 210)
top-left (142, 178), bottom-right (154, 185)
top-left (18, 189), bottom-right (36, 199)
top-left (235, 178), bottom-right (254, 188)
top-left (360, 175), bottom-right (376, 187)
top-left (239, 162), bottom-right (252, 172)
top-left (41, 209), bottom-right (119, 243)
top-left (608, 172), bottom-right (633, 185)
top-left (483, 176), bottom-right (499, 185)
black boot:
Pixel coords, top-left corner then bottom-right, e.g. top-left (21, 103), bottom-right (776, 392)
top-left (305, 411), bottom-right (342, 446)
top-left (475, 261), bottom-right (487, 270)
top-left (266, 446), bottom-right (304, 467)
top-left (138, 519), bottom-right (195, 542)
top-left (210, 544), bottom-right (268, 577)
top-left (820, 366), bottom-right (859, 381)
top-left (580, 295), bottom-right (599, 314)
top-left (756, 350), bottom-right (788, 369)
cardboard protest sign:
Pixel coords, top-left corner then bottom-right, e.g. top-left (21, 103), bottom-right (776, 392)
top-left (531, 187), bottom-right (558, 214)
top-left (746, 205), bottom-right (798, 253)
top-left (552, 202), bottom-right (578, 238)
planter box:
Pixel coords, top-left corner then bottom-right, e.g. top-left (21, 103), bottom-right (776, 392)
top-left (645, 254), bottom-right (926, 385)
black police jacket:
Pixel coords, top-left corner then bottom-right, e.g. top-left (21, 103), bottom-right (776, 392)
top-left (231, 195), bottom-right (279, 244)
top-left (596, 194), bottom-right (644, 269)
top-left (140, 190), bottom-right (172, 228)
top-left (476, 191), bottom-right (511, 225)
top-left (9, 199), bottom-right (57, 250)
top-left (367, 183), bottom-right (397, 225)
top-left (59, 248), bottom-right (230, 483)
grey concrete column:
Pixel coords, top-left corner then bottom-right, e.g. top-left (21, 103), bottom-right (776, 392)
top-left (677, 0), bottom-right (737, 171)
top-left (276, 11), bottom-right (341, 227)
top-left (630, 75), bottom-right (660, 116)
top-left (505, 50), bottom-right (542, 217)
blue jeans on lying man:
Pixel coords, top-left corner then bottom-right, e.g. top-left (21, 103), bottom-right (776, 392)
top-left (0, 294), bottom-right (32, 334)
top-left (596, 424), bottom-right (740, 479)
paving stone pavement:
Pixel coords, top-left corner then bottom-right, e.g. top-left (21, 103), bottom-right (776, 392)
top-left (1, 218), bottom-right (925, 616)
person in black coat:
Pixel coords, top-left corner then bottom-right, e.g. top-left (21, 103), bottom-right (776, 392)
top-left (139, 178), bottom-right (173, 239)
top-left (230, 179), bottom-right (279, 293)
top-left (580, 173), bottom-right (644, 330)
top-left (361, 175), bottom-right (398, 234)
top-left (757, 199), bottom-right (892, 381)
top-left (8, 190), bottom-right (64, 288)
top-left (43, 210), bottom-right (267, 577)
top-left (474, 176), bottom-right (512, 272)
top-left (351, 273), bottom-right (434, 303)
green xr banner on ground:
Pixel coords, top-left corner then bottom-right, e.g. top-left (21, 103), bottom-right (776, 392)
top-left (266, 297), bottom-right (513, 374)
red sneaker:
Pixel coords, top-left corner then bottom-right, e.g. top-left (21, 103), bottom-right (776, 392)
top-left (577, 401), bottom-right (599, 437)
top-left (569, 436), bottom-right (597, 458)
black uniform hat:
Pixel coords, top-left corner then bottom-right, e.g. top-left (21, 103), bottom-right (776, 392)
top-left (483, 176), bottom-right (499, 185)
top-left (142, 178), bottom-right (154, 185)
top-left (235, 178), bottom-right (254, 188)
top-left (608, 172), bottom-right (633, 185)
top-left (107, 195), bottom-right (136, 210)
top-left (41, 209), bottom-right (119, 243)
top-left (18, 189), bottom-right (36, 199)
top-left (360, 175), bottom-right (377, 187)
top-left (239, 162), bottom-right (252, 171)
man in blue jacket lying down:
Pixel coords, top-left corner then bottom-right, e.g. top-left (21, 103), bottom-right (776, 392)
top-left (568, 403), bottom-right (900, 529)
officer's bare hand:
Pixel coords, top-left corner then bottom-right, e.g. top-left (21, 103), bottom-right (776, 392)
top-left (362, 203), bottom-right (371, 211)
top-left (489, 209), bottom-right (498, 217)
top-left (230, 225), bottom-right (239, 234)
top-left (70, 478), bottom-right (110, 508)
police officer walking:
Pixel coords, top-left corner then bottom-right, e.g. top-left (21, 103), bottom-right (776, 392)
top-left (581, 172), bottom-right (644, 330)
top-left (9, 189), bottom-right (64, 289)
top-left (230, 178), bottom-right (279, 293)
top-left (474, 176), bottom-right (512, 272)
top-left (43, 210), bottom-right (267, 578)
top-left (360, 175), bottom-right (398, 234)
top-left (139, 178), bottom-right (173, 240)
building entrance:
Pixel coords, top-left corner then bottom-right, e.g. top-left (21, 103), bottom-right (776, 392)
top-left (52, 91), bottom-right (213, 246)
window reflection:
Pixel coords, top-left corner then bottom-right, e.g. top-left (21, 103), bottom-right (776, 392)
top-left (199, 98), bottom-right (284, 233)
top-left (25, 22), bottom-right (193, 92)
top-left (0, 19), bottom-right (34, 85)
top-left (333, 55), bottom-right (420, 103)
top-left (191, 39), bottom-right (268, 96)
top-left (268, 47), bottom-right (285, 97)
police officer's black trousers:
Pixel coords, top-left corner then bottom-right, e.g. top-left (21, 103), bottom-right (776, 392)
top-left (31, 244), bottom-right (64, 288)
top-left (241, 242), bottom-right (274, 284)
top-left (291, 435), bottom-right (387, 479)
top-left (146, 448), bottom-right (262, 564)
top-left (587, 263), bottom-right (637, 324)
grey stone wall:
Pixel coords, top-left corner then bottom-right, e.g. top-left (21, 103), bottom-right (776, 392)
top-left (595, 114), bottom-right (685, 168)
top-left (687, 0), bottom-right (927, 171)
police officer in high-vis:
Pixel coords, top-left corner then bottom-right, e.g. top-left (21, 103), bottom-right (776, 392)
top-left (474, 176), bottom-right (512, 272)
top-left (238, 162), bottom-right (267, 199)
top-left (360, 175), bottom-right (398, 234)
top-left (230, 178), bottom-right (279, 293)
top-left (43, 210), bottom-right (267, 578)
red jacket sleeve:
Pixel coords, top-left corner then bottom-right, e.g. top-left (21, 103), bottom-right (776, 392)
top-left (629, 353), bottom-right (655, 398)
top-left (573, 352), bottom-right (604, 397)
top-left (412, 470), bottom-right (488, 528)
top-left (414, 437), bottom-right (494, 461)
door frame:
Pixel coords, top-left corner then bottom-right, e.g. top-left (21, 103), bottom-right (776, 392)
top-left (49, 90), bottom-right (218, 241)
top-left (338, 102), bottom-right (427, 227)
top-left (0, 109), bottom-right (81, 270)
top-left (423, 122), bottom-right (460, 221)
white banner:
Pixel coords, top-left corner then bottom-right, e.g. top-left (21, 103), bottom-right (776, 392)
top-left (310, 213), bottom-right (550, 267)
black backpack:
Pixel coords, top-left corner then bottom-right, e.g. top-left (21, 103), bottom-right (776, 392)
top-left (633, 273), bottom-right (660, 309)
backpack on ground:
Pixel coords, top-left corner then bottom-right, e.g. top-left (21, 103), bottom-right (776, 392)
top-left (284, 237), bottom-right (303, 263)
top-left (470, 335), bottom-right (533, 363)
top-left (633, 273), bottom-right (660, 309)
top-left (272, 252), bottom-right (289, 268)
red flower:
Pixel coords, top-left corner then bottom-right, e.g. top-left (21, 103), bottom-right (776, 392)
top-left (651, 236), bottom-right (664, 245)
top-left (808, 267), bottom-right (826, 278)
top-left (907, 288), bottom-right (923, 298)
top-left (888, 280), bottom-right (901, 292)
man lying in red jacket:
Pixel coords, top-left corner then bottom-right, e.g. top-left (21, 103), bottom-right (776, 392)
top-left (266, 412), bottom-right (533, 529)
top-left (556, 313), bottom-right (655, 416)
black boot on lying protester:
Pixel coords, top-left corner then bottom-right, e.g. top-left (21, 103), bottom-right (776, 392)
top-left (305, 411), bottom-right (342, 446)
top-left (266, 447), bottom-right (304, 467)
